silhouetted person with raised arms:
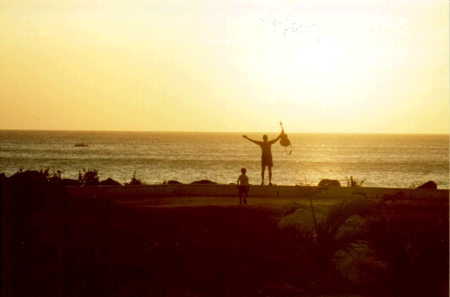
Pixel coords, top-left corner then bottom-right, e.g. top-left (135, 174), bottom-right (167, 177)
top-left (242, 128), bottom-right (284, 185)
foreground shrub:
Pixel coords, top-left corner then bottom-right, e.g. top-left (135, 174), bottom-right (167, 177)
top-left (78, 168), bottom-right (100, 186)
top-left (39, 167), bottom-right (63, 183)
top-left (125, 171), bottom-right (142, 186)
top-left (279, 197), bottom-right (392, 293)
top-left (346, 176), bottom-right (366, 187)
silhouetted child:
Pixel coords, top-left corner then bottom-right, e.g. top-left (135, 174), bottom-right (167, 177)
top-left (237, 168), bottom-right (249, 205)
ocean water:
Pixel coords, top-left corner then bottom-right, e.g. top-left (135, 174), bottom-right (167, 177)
top-left (0, 130), bottom-right (448, 189)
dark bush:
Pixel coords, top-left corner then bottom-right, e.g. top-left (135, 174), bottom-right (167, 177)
top-left (125, 171), bottom-right (142, 186)
top-left (78, 169), bottom-right (100, 186)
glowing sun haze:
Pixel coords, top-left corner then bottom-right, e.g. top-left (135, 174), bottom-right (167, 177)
top-left (1, 0), bottom-right (448, 133)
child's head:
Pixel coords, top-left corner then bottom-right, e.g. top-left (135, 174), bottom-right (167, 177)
top-left (241, 168), bottom-right (246, 174)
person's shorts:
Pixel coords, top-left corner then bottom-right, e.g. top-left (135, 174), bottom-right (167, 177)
top-left (261, 154), bottom-right (273, 167)
top-left (238, 186), bottom-right (248, 194)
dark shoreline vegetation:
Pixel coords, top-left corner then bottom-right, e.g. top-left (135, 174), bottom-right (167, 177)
top-left (1, 170), bottom-right (448, 296)
top-left (5, 168), bottom-right (223, 187)
top-left (3, 168), bottom-right (440, 189)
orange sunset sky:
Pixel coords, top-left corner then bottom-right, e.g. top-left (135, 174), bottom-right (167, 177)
top-left (0, 0), bottom-right (448, 133)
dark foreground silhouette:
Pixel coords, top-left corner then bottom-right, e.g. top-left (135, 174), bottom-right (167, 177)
top-left (1, 171), bottom-right (448, 297)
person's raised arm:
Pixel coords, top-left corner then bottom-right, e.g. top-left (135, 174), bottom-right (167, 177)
top-left (242, 134), bottom-right (260, 145)
top-left (268, 129), bottom-right (284, 144)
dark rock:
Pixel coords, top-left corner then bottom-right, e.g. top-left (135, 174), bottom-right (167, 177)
top-left (167, 180), bottom-right (183, 185)
top-left (416, 181), bottom-right (437, 189)
top-left (11, 170), bottom-right (47, 184)
top-left (318, 179), bottom-right (341, 187)
top-left (100, 178), bottom-right (122, 186)
top-left (190, 180), bottom-right (218, 185)
top-left (62, 179), bottom-right (81, 186)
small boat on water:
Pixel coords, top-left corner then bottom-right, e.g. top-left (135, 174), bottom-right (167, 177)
top-left (74, 143), bottom-right (89, 147)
